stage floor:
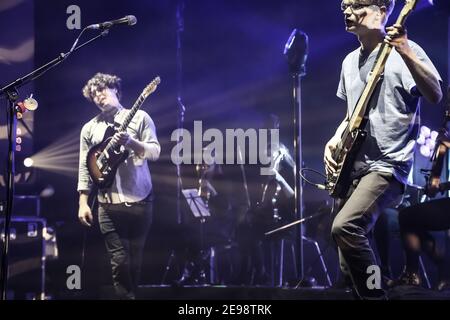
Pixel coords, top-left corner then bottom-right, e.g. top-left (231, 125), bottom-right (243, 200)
top-left (94, 285), bottom-right (450, 300)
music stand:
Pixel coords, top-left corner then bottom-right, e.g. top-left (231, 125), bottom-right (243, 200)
top-left (183, 189), bottom-right (212, 284)
top-left (182, 189), bottom-right (211, 220)
top-left (160, 189), bottom-right (212, 285)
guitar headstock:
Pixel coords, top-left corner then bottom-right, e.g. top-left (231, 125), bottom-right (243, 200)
top-left (401, 0), bottom-right (418, 15)
top-left (142, 76), bottom-right (161, 98)
top-left (395, 0), bottom-right (418, 26)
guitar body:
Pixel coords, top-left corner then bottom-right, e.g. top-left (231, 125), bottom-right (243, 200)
top-left (87, 126), bottom-right (129, 189)
top-left (328, 129), bottom-right (367, 198)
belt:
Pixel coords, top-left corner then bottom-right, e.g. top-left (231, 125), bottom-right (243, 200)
top-left (124, 199), bottom-right (153, 207)
top-left (125, 192), bottom-right (154, 206)
top-left (100, 193), bottom-right (154, 207)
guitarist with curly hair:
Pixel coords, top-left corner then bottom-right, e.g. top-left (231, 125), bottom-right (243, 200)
top-left (77, 73), bottom-right (161, 299)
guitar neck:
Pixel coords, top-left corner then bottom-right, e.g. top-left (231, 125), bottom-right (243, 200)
top-left (347, 3), bottom-right (415, 133)
top-left (95, 76), bottom-right (160, 164)
top-left (348, 43), bottom-right (392, 131)
top-left (103, 94), bottom-right (146, 153)
top-left (118, 94), bottom-right (146, 132)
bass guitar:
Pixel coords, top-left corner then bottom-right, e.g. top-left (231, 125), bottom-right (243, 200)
top-left (326, 0), bottom-right (418, 198)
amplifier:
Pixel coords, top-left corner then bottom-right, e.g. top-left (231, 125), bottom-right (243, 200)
top-left (0, 195), bottom-right (40, 217)
top-left (0, 216), bottom-right (46, 300)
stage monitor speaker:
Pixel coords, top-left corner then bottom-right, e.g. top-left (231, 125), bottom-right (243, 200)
top-left (0, 195), bottom-right (40, 217)
top-left (0, 216), bottom-right (46, 300)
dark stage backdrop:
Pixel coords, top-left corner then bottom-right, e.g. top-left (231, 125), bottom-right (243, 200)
top-left (13, 0), bottom-right (447, 295)
top-left (0, 0), bottom-right (35, 200)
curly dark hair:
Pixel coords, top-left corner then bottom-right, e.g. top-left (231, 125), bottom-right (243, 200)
top-left (82, 73), bottom-right (122, 102)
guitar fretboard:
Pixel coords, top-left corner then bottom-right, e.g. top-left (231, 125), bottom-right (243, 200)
top-left (119, 94), bottom-right (146, 132)
top-left (104, 94), bottom-right (147, 153)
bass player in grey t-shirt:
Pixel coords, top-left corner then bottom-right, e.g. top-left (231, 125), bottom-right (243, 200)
top-left (324, 0), bottom-right (442, 299)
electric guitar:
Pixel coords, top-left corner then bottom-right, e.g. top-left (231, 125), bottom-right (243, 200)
top-left (326, 0), bottom-right (418, 198)
top-left (86, 76), bottom-right (161, 189)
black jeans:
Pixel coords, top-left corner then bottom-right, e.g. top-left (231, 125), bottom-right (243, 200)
top-left (98, 200), bottom-right (153, 299)
top-left (331, 171), bottom-right (404, 299)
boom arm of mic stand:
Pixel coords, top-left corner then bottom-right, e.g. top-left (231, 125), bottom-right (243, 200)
top-left (0, 30), bottom-right (109, 96)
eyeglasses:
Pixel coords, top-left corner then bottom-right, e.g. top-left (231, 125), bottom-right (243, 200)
top-left (88, 88), bottom-right (106, 102)
top-left (90, 85), bottom-right (106, 95)
top-left (340, 2), bottom-right (373, 12)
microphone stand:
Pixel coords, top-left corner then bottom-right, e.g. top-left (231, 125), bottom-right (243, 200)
top-left (176, 0), bottom-right (186, 226)
top-left (161, 0), bottom-right (186, 285)
top-left (0, 29), bottom-right (110, 300)
top-left (283, 29), bottom-right (308, 282)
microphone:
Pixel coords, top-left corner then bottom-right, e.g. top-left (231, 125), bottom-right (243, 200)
top-left (284, 28), bottom-right (308, 76)
top-left (86, 15), bottom-right (137, 30)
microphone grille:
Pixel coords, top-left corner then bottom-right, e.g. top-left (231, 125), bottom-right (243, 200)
top-left (126, 15), bottom-right (137, 26)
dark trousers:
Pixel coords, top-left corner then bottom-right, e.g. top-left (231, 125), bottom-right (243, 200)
top-left (331, 171), bottom-right (403, 298)
top-left (98, 201), bottom-right (153, 299)
top-left (399, 198), bottom-right (450, 279)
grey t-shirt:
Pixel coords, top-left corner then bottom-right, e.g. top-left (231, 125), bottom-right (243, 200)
top-left (337, 40), bottom-right (441, 184)
top-left (77, 109), bottom-right (161, 204)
